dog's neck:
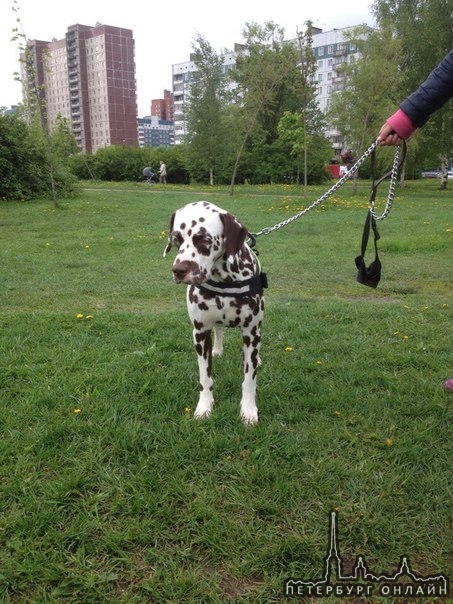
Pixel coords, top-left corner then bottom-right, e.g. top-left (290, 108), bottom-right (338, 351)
top-left (211, 244), bottom-right (259, 282)
top-left (198, 246), bottom-right (266, 297)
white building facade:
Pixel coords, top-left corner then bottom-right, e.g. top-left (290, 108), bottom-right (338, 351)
top-left (311, 27), bottom-right (362, 155)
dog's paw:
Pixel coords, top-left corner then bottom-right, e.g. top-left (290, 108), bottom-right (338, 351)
top-left (194, 403), bottom-right (213, 419)
top-left (240, 410), bottom-right (258, 425)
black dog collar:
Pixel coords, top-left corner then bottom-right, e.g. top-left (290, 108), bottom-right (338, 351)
top-left (198, 273), bottom-right (268, 297)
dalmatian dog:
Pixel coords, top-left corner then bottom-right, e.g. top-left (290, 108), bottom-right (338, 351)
top-left (163, 201), bottom-right (267, 424)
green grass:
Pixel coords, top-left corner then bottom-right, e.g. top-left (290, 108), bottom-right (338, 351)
top-left (0, 180), bottom-right (452, 602)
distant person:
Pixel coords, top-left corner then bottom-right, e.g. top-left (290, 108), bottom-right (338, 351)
top-left (159, 161), bottom-right (167, 184)
top-left (377, 49), bottom-right (453, 391)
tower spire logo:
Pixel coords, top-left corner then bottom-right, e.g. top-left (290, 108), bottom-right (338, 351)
top-left (284, 511), bottom-right (449, 599)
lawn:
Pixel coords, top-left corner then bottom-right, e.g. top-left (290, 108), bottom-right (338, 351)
top-left (0, 179), bottom-right (452, 602)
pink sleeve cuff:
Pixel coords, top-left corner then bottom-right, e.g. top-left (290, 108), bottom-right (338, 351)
top-left (387, 108), bottom-right (417, 140)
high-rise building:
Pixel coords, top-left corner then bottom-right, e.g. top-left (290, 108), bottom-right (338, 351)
top-left (23, 23), bottom-right (138, 153)
top-left (309, 27), bottom-right (366, 156)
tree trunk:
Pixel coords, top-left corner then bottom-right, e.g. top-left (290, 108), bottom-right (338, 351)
top-left (439, 155), bottom-right (449, 190)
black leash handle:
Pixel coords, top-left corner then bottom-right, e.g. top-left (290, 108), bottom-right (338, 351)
top-left (355, 139), bottom-right (407, 288)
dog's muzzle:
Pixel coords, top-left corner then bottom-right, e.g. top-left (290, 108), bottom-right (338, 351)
top-left (172, 260), bottom-right (205, 284)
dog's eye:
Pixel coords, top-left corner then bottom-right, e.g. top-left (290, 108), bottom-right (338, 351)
top-left (172, 233), bottom-right (183, 249)
top-left (192, 233), bottom-right (212, 255)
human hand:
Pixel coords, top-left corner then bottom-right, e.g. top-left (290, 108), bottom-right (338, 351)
top-left (377, 122), bottom-right (402, 146)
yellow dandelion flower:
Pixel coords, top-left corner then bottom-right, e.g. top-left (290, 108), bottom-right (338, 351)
top-left (316, 360), bottom-right (323, 365)
top-left (85, 315), bottom-right (94, 319)
top-left (285, 346), bottom-right (293, 352)
top-left (385, 438), bottom-right (393, 446)
top-left (184, 407), bottom-right (192, 414)
top-left (76, 314), bottom-right (84, 319)
top-left (73, 408), bottom-right (81, 414)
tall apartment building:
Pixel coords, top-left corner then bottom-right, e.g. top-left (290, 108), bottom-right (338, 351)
top-left (310, 27), bottom-right (363, 155)
top-left (23, 23), bottom-right (138, 153)
top-left (171, 27), bottom-right (365, 153)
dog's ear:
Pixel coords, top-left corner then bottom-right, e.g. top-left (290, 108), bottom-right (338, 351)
top-left (163, 212), bottom-right (176, 257)
top-left (220, 212), bottom-right (248, 257)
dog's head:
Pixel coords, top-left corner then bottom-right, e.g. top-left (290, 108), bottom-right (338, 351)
top-left (163, 201), bottom-right (249, 284)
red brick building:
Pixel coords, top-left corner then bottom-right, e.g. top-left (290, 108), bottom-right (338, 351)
top-left (23, 23), bottom-right (138, 153)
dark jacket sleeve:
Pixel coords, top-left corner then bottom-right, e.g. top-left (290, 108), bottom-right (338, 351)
top-left (400, 50), bottom-right (453, 127)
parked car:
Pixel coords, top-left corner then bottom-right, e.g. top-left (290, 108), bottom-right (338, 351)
top-left (421, 169), bottom-right (441, 178)
top-left (421, 168), bottom-right (453, 178)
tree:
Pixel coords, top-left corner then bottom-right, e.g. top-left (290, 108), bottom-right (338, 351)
top-left (277, 112), bottom-right (331, 185)
top-left (372, 0), bottom-right (453, 187)
top-left (327, 26), bottom-right (404, 189)
top-left (0, 111), bottom-right (77, 201)
top-left (228, 21), bottom-right (302, 193)
top-left (184, 35), bottom-right (231, 185)
top-left (293, 21), bottom-right (328, 193)
top-left (10, 2), bottom-right (79, 204)
top-left (51, 115), bottom-right (78, 160)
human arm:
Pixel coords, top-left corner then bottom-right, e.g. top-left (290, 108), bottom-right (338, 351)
top-left (378, 50), bottom-right (453, 146)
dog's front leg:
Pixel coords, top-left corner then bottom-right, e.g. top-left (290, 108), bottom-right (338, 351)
top-left (212, 324), bottom-right (223, 356)
top-left (240, 324), bottom-right (261, 425)
top-left (193, 328), bottom-right (214, 418)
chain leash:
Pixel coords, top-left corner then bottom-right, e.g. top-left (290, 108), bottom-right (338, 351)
top-left (249, 140), bottom-right (405, 243)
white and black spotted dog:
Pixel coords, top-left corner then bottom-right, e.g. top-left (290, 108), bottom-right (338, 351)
top-left (163, 201), bottom-right (267, 424)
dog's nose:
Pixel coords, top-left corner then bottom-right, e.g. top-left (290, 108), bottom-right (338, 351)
top-left (172, 261), bottom-right (192, 282)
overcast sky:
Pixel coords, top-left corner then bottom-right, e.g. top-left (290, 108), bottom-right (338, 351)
top-left (1, 0), bottom-right (374, 116)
